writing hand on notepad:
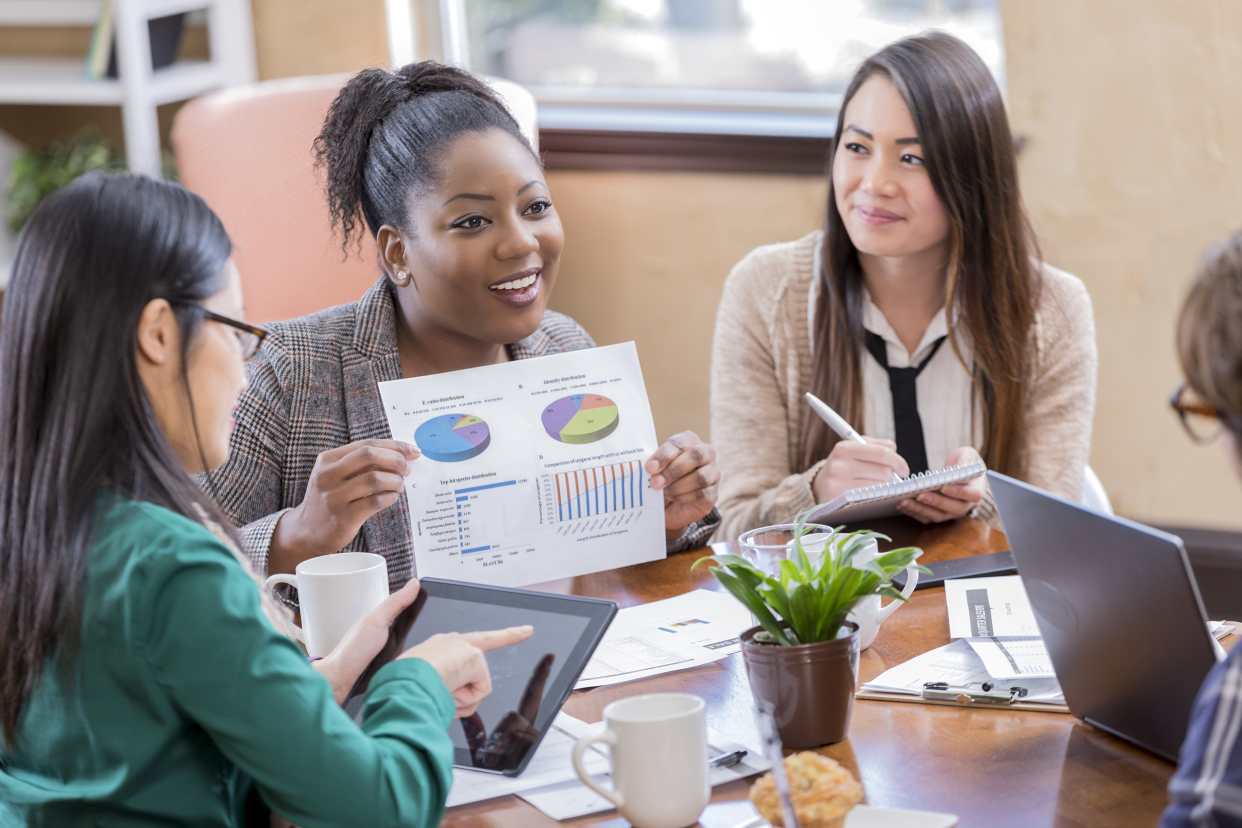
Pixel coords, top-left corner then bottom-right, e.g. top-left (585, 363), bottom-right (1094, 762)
top-left (812, 437), bottom-right (909, 504)
top-left (896, 446), bottom-right (986, 524)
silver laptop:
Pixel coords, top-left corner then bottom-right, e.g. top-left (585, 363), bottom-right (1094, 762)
top-left (989, 471), bottom-right (1218, 761)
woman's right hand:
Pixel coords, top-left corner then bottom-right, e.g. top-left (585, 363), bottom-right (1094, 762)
top-left (811, 437), bottom-right (909, 504)
top-left (269, 439), bottom-right (420, 572)
top-left (401, 627), bottom-right (533, 718)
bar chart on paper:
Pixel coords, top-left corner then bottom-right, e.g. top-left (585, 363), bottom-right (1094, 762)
top-left (550, 460), bottom-right (644, 522)
top-left (379, 342), bottom-right (668, 587)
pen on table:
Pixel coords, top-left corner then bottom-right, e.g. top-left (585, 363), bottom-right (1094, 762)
top-left (709, 749), bottom-right (747, 768)
top-left (804, 392), bottom-right (904, 484)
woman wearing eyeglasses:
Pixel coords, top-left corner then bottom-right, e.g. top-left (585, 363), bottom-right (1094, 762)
top-left (207, 61), bottom-right (721, 591)
top-left (709, 32), bottom-right (1097, 540)
top-left (0, 173), bottom-right (531, 826)
top-left (1162, 233), bottom-right (1242, 827)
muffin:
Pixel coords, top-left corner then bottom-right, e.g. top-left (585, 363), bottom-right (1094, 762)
top-left (749, 752), bottom-right (864, 828)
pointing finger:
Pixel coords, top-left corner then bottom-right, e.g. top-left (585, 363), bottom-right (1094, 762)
top-left (460, 625), bottom-right (534, 652)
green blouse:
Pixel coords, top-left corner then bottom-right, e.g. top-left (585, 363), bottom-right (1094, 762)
top-left (0, 491), bottom-right (456, 827)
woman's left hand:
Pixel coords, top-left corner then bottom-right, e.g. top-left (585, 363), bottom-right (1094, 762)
top-left (645, 431), bottom-right (720, 540)
top-left (313, 578), bottom-right (421, 704)
top-left (896, 446), bottom-right (987, 524)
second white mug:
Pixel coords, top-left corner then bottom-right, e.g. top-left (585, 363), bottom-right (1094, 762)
top-left (572, 693), bottom-right (710, 828)
top-left (263, 552), bottom-right (388, 657)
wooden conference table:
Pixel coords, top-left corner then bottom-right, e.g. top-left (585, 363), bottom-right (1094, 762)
top-left (441, 516), bottom-right (1187, 828)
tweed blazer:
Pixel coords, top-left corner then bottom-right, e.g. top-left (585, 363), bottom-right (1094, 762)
top-left (210, 277), bottom-right (718, 592)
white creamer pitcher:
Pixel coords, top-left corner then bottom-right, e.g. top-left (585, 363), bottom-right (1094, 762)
top-left (798, 533), bottom-right (919, 650)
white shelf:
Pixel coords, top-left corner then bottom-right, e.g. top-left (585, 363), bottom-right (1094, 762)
top-left (0, 1), bottom-right (209, 26)
top-left (0, 56), bottom-right (220, 105)
top-left (0, 1), bottom-right (100, 26)
top-left (0, 0), bottom-right (255, 176)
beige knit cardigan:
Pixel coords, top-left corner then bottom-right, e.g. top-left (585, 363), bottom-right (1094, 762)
top-left (709, 231), bottom-right (1098, 543)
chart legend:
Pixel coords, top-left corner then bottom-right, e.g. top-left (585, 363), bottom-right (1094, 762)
top-left (553, 460), bottom-right (644, 521)
top-left (542, 394), bottom-right (620, 444)
top-left (415, 413), bottom-right (491, 462)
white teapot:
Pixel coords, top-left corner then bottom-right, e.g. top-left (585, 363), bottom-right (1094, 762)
top-left (797, 532), bottom-right (919, 650)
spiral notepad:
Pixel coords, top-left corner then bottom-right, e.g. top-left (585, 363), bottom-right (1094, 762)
top-left (801, 460), bottom-right (987, 525)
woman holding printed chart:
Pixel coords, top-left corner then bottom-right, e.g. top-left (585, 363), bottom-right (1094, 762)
top-left (710, 32), bottom-right (1097, 541)
top-left (209, 62), bottom-right (720, 594)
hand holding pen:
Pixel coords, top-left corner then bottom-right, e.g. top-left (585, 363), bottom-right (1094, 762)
top-left (805, 393), bottom-right (910, 505)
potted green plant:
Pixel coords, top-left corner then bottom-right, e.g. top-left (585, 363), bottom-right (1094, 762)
top-left (5, 129), bottom-right (125, 236)
top-left (694, 516), bottom-right (927, 748)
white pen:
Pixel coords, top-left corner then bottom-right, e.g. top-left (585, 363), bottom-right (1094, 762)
top-left (804, 392), bottom-right (903, 483)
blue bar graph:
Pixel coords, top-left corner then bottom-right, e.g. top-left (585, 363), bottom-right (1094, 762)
top-left (554, 460), bottom-right (644, 521)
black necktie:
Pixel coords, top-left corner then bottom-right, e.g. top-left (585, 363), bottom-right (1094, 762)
top-left (864, 331), bottom-right (947, 476)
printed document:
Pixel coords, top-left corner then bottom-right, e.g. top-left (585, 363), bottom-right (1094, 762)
top-left (378, 343), bottom-right (665, 588)
top-left (964, 636), bottom-right (1056, 680)
top-left (945, 575), bottom-right (1040, 638)
top-left (861, 639), bottom-right (1064, 704)
top-left (575, 589), bottom-right (754, 689)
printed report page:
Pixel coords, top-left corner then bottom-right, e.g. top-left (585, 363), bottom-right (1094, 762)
top-left (378, 342), bottom-right (666, 587)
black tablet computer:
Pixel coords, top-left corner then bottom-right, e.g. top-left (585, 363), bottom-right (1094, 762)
top-left (342, 577), bottom-right (616, 777)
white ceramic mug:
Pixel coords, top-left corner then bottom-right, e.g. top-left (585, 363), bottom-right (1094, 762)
top-left (263, 552), bottom-right (389, 657)
top-left (800, 534), bottom-right (919, 650)
top-left (571, 693), bottom-right (710, 828)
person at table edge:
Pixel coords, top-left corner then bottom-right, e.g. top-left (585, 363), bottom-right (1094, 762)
top-left (709, 32), bottom-right (1097, 542)
top-left (1162, 232), bottom-right (1242, 828)
top-left (208, 62), bottom-right (722, 591)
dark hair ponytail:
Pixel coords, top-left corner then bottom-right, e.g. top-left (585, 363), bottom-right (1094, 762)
top-left (315, 60), bottom-right (532, 250)
top-left (0, 173), bottom-right (236, 745)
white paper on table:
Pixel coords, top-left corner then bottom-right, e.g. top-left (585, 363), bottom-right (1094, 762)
top-left (378, 342), bottom-right (666, 588)
top-left (517, 727), bottom-right (770, 821)
top-left (945, 575), bottom-right (1041, 638)
top-left (964, 636), bottom-right (1057, 680)
top-left (575, 589), bottom-right (754, 689)
top-left (861, 639), bottom-right (1065, 704)
top-left (445, 714), bottom-right (610, 807)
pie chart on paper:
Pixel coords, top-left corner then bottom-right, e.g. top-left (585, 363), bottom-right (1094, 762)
top-left (542, 394), bottom-right (620, 444)
top-left (414, 413), bottom-right (491, 462)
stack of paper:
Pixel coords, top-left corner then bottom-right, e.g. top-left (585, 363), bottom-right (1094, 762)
top-left (860, 575), bottom-right (1066, 703)
top-left (447, 712), bottom-right (770, 820)
top-left (861, 639), bottom-right (1066, 703)
top-left (575, 589), bottom-right (754, 689)
top-left (942, 575), bottom-right (1059, 681)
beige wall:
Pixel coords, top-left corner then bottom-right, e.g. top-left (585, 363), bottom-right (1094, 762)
top-left (1002, 0), bottom-right (1242, 528)
top-left (251, 0), bottom-right (389, 80)
top-left (544, 170), bottom-right (827, 443)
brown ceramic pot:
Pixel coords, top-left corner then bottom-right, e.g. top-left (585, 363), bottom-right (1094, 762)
top-left (740, 621), bottom-right (860, 749)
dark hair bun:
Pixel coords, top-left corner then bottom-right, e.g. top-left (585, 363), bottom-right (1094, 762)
top-left (314, 61), bottom-right (532, 249)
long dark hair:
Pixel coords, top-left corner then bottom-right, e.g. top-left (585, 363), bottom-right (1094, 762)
top-left (315, 60), bottom-right (533, 249)
top-left (801, 32), bottom-right (1040, 476)
top-left (0, 173), bottom-right (236, 745)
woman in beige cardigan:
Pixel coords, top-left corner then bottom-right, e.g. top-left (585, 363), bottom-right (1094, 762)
top-left (711, 32), bottom-right (1097, 542)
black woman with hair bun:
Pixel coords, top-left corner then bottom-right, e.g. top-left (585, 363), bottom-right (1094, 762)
top-left (210, 61), bottom-right (721, 591)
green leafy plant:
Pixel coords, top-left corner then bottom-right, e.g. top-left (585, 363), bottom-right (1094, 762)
top-left (5, 129), bottom-right (125, 235)
top-left (693, 514), bottom-right (930, 647)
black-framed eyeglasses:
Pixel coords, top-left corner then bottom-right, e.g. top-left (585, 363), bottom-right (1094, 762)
top-left (1170, 382), bottom-right (1227, 444)
top-left (201, 310), bottom-right (267, 361)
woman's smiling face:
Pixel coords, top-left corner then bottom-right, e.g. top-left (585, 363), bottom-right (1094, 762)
top-left (832, 73), bottom-right (951, 261)
top-left (394, 128), bottom-right (563, 347)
